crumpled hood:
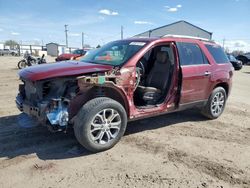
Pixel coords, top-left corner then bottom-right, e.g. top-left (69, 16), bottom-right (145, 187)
top-left (19, 61), bottom-right (113, 81)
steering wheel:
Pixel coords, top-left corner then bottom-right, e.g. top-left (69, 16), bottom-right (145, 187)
top-left (138, 60), bottom-right (145, 76)
top-left (135, 60), bottom-right (146, 89)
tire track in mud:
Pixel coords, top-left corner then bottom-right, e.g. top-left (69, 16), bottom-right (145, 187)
top-left (167, 125), bottom-right (250, 146)
top-left (166, 149), bottom-right (250, 186)
top-left (122, 136), bottom-right (250, 186)
top-left (0, 155), bottom-right (36, 169)
top-left (0, 129), bottom-right (78, 158)
top-left (225, 106), bottom-right (250, 118)
top-left (0, 115), bottom-right (81, 163)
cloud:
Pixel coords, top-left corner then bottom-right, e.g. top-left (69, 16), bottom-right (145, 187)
top-left (68, 33), bottom-right (80, 37)
top-left (99, 9), bottom-right (119, 16)
top-left (165, 4), bottom-right (182, 12)
top-left (134, 21), bottom-right (153, 25)
top-left (168, 7), bottom-right (178, 12)
top-left (11, 32), bottom-right (20, 35)
top-left (217, 40), bottom-right (250, 52)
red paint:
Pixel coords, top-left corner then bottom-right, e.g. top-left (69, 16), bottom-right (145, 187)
top-left (18, 37), bottom-right (233, 120)
top-left (119, 38), bottom-right (232, 119)
top-left (19, 61), bottom-right (113, 81)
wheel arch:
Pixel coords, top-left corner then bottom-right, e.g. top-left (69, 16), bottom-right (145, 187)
top-left (213, 82), bottom-right (229, 96)
top-left (97, 86), bottom-right (130, 117)
top-left (68, 86), bottom-right (130, 120)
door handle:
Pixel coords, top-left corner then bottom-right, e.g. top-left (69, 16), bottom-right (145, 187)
top-left (204, 71), bottom-right (211, 76)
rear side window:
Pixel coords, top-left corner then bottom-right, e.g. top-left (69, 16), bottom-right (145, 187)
top-left (205, 44), bottom-right (229, 64)
top-left (177, 42), bottom-right (208, 66)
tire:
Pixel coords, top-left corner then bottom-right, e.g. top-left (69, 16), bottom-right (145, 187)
top-left (242, 57), bottom-right (248, 65)
top-left (74, 97), bottom-right (127, 152)
top-left (201, 87), bottom-right (227, 119)
top-left (17, 60), bottom-right (27, 69)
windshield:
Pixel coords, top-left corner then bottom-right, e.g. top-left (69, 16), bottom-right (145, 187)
top-left (72, 49), bottom-right (83, 55)
top-left (81, 40), bottom-right (147, 66)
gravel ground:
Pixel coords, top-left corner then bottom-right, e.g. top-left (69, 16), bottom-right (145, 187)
top-left (0, 56), bottom-right (250, 188)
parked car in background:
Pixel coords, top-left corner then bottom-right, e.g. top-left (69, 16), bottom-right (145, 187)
top-left (227, 54), bottom-right (242, 70)
top-left (16, 36), bottom-right (233, 152)
top-left (0, 49), bottom-right (18, 56)
top-left (55, 49), bottom-right (87, 61)
top-left (236, 53), bottom-right (250, 65)
top-left (72, 50), bottom-right (91, 61)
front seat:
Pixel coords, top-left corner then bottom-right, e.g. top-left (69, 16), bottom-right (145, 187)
top-left (137, 51), bottom-right (171, 104)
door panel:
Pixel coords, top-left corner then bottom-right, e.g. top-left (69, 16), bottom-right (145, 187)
top-left (180, 65), bottom-right (211, 104)
top-left (176, 42), bottom-right (212, 104)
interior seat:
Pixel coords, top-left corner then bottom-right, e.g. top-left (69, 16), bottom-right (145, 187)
top-left (137, 51), bottom-right (171, 104)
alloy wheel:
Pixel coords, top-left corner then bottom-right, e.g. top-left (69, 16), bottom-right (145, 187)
top-left (90, 108), bottom-right (121, 145)
top-left (210, 91), bottom-right (225, 116)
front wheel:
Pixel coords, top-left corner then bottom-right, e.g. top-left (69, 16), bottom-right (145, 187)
top-left (74, 97), bottom-right (127, 152)
top-left (17, 60), bottom-right (27, 69)
top-left (201, 87), bottom-right (227, 119)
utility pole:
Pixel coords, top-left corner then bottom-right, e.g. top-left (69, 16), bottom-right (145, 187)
top-left (82, 32), bottom-right (84, 49)
top-left (149, 30), bottom-right (152, 38)
top-left (222, 38), bottom-right (225, 49)
top-left (64, 24), bottom-right (68, 47)
top-left (121, 26), bottom-right (123, 40)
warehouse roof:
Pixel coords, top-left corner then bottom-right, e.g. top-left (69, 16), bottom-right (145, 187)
top-left (136, 20), bottom-right (212, 36)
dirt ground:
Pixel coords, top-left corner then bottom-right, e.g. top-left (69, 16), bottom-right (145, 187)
top-left (0, 56), bottom-right (250, 188)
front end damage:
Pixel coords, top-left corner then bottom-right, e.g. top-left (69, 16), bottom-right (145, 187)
top-left (16, 68), bottom-right (132, 132)
top-left (16, 77), bottom-right (78, 131)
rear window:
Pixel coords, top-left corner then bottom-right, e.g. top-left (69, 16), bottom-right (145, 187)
top-left (205, 44), bottom-right (229, 64)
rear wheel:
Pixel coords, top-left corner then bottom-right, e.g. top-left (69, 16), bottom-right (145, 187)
top-left (201, 87), bottom-right (227, 119)
top-left (74, 97), bottom-right (127, 152)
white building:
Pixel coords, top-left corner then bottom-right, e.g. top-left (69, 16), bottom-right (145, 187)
top-left (0, 43), bottom-right (4, 49)
top-left (134, 20), bottom-right (212, 40)
top-left (46, 43), bottom-right (79, 57)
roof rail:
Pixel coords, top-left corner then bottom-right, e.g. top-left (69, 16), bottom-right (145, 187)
top-left (130, 36), bottom-right (150, 38)
top-left (161, 34), bottom-right (212, 42)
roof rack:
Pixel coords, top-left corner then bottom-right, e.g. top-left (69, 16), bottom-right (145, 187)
top-left (161, 34), bottom-right (212, 42)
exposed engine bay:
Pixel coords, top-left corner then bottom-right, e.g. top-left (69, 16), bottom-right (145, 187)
top-left (16, 77), bottom-right (77, 131)
top-left (16, 69), bottom-right (129, 132)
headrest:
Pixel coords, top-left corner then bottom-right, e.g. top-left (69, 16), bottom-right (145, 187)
top-left (156, 51), bottom-right (169, 64)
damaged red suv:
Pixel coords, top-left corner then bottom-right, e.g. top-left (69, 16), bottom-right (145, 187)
top-left (16, 36), bottom-right (233, 152)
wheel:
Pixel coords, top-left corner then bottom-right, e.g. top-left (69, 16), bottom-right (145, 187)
top-left (74, 97), bottom-right (127, 152)
top-left (242, 57), bottom-right (248, 65)
top-left (17, 60), bottom-right (27, 69)
top-left (201, 87), bottom-right (227, 119)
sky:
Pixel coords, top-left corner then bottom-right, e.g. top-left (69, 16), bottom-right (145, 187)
top-left (0, 0), bottom-right (250, 52)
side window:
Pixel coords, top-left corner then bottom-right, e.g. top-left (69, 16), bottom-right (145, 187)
top-left (205, 44), bottom-right (229, 64)
top-left (177, 42), bottom-right (208, 66)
